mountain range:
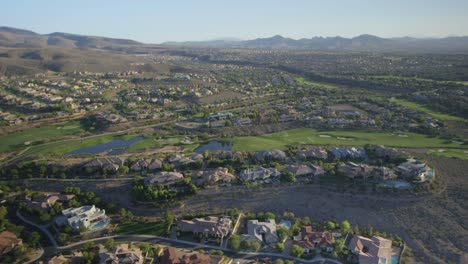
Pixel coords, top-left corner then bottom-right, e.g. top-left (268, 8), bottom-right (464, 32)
top-left (1, 26), bottom-right (468, 76)
top-left (1, 26), bottom-right (468, 53)
top-left (163, 34), bottom-right (468, 53)
top-left (0, 26), bottom-right (142, 49)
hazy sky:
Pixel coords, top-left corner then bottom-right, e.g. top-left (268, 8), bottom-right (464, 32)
top-left (2, 0), bottom-right (468, 43)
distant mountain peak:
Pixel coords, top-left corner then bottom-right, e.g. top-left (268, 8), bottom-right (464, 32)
top-left (0, 26), bottom-right (38, 35)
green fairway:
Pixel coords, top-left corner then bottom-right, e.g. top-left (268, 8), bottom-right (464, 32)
top-left (126, 136), bottom-right (162, 152)
top-left (227, 128), bottom-right (468, 152)
top-left (368, 75), bottom-right (468, 86)
top-left (294, 76), bottom-right (339, 89)
top-left (390, 98), bottom-right (465, 122)
top-left (426, 149), bottom-right (468, 160)
top-left (0, 122), bottom-right (84, 153)
top-left (115, 220), bottom-right (167, 236)
top-left (23, 134), bottom-right (136, 156)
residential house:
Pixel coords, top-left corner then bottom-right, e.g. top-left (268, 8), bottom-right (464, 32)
top-left (240, 166), bottom-right (280, 181)
top-left (373, 145), bottom-right (404, 160)
top-left (170, 154), bottom-right (203, 167)
top-left (254, 150), bottom-right (287, 162)
top-left (48, 252), bottom-right (83, 264)
top-left (192, 168), bottom-right (236, 186)
top-left (210, 112), bottom-right (233, 120)
top-left (242, 219), bottom-right (278, 245)
top-left (332, 147), bottom-right (366, 160)
top-left (395, 159), bottom-right (432, 182)
top-left (99, 243), bottom-right (147, 264)
top-left (159, 247), bottom-right (226, 264)
top-left (56, 205), bottom-right (109, 232)
top-left (337, 162), bottom-right (374, 179)
top-left (130, 159), bottom-right (162, 171)
top-left (373, 167), bottom-right (398, 181)
top-left (347, 235), bottom-right (393, 264)
top-left (210, 120), bottom-right (226, 128)
top-left (144, 172), bottom-right (184, 187)
top-left (296, 147), bottom-right (328, 160)
top-left (212, 151), bottom-right (243, 162)
top-left (292, 226), bottom-right (334, 254)
top-left (0, 231), bottom-right (22, 257)
top-left (178, 216), bottom-right (232, 238)
top-left (84, 157), bottom-right (125, 173)
top-left (27, 192), bottom-right (75, 211)
top-left (234, 117), bottom-right (252, 126)
top-left (287, 165), bottom-right (325, 177)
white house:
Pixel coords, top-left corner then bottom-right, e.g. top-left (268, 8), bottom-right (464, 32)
top-left (56, 205), bottom-right (109, 231)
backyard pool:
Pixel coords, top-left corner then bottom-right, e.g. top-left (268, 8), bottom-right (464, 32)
top-left (391, 255), bottom-right (398, 264)
top-left (89, 217), bottom-right (110, 231)
top-left (378, 181), bottom-right (413, 189)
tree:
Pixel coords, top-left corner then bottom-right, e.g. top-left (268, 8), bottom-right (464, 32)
top-left (334, 238), bottom-right (345, 255)
top-left (228, 234), bottom-right (241, 250)
top-left (341, 220), bottom-right (351, 234)
top-left (57, 233), bottom-right (69, 244)
top-left (301, 216), bottom-right (312, 226)
top-left (353, 225), bottom-right (360, 235)
top-left (81, 251), bottom-right (95, 264)
top-left (241, 240), bottom-right (251, 250)
top-left (281, 171), bottom-right (296, 182)
top-left (277, 227), bottom-right (290, 241)
top-left (274, 259), bottom-right (284, 264)
top-left (264, 212), bottom-right (276, 220)
top-left (39, 212), bottom-right (51, 222)
top-left (164, 211), bottom-right (175, 235)
top-left (104, 238), bottom-right (115, 250)
top-left (83, 241), bottom-right (95, 251)
top-left (140, 242), bottom-right (152, 255)
top-left (251, 242), bottom-right (261, 252)
top-left (276, 242), bottom-right (285, 253)
top-left (28, 232), bottom-right (41, 247)
top-left (291, 244), bottom-right (304, 257)
top-left (0, 206), bottom-right (7, 219)
top-left (326, 221), bottom-right (336, 230)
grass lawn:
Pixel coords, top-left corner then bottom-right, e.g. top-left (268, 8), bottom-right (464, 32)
top-left (126, 136), bottom-right (162, 152)
top-left (115, 220), bottom-right (167, 236)
top-left (227, 128), bottom-right (468, 152)
top-left (294, 76), bottom-right (339, 89)
top-left (368, 75), bottom-right (468, 86)
top-left (390, 98), bottom-right (465, 122)
top-left (127, 136), bottom-right (187, 152)
top-left (0, 122), bottom-right (84, 153)
top-left (426, 149), bottom-right (468, 160)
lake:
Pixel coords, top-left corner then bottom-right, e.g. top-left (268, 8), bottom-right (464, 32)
top-left (67, 136), bottom-right (144, 155)
top-left (195, 141), bottom-right (233, 153)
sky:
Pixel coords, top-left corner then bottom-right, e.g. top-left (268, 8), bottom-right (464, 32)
top-left (2, 0), bottom-right (468, 43)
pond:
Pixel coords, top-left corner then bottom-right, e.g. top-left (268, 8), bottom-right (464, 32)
top-left (67, 136), bottom-right (144, 156)
top-left (195, 141), bottom-right (233, 153)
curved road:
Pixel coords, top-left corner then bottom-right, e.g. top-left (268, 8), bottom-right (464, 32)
top-left (17, 210), bottom-right (341, 264)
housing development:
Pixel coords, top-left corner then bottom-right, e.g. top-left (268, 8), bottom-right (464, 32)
top-left (1, 4), bottom-right (468, 264)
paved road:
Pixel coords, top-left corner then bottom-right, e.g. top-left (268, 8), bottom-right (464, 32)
top-left (16, 210), bottom-right (342, 263)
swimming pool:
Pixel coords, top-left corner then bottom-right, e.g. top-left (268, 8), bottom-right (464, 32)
top-left (378, 181), bottom-right (413, 189)
top-left (391, 255), bottom-right (398, 264)
top-left (90, 218), bottom-right (110, 231)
